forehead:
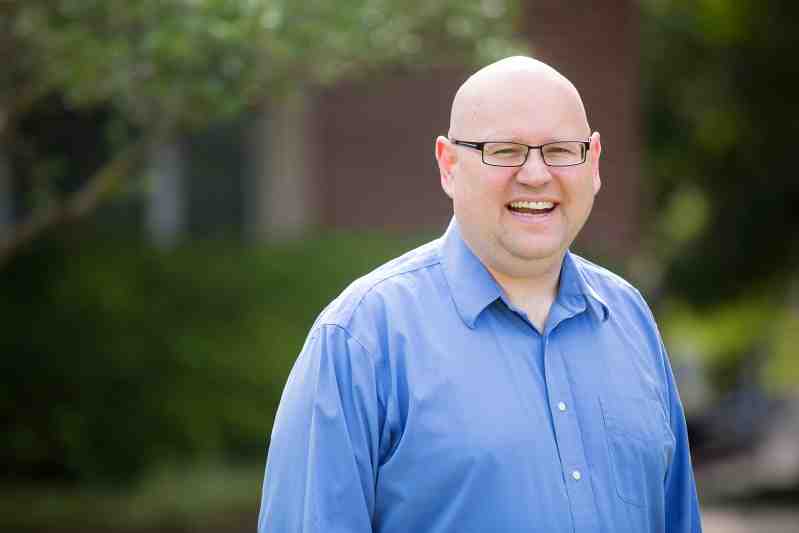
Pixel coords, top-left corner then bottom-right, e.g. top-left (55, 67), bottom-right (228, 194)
top-left (452, 69), bottom-right (589, 141)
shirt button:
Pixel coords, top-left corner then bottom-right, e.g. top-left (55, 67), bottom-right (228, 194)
top-left (557, 401), bottom-right (567, 412)
top-left (572, 470), bottom-right (582, 481)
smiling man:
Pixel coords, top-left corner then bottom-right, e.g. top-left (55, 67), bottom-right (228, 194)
top-left (258, 57), bottom-right (702, 533)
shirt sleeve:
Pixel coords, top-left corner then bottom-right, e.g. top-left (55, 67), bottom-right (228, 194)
top-left (257, 323), bottom-right (382, 533)
top-left (661, 337), bottom-right (703, 533)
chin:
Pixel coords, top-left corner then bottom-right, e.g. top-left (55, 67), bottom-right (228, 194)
top-left (503, 237), bottom-right (564, 262)
top-left (516, 249), bottom-right (561, 263)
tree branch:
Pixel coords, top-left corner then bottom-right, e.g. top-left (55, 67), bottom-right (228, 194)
top-left (0, 136), bottom-right (149, 267)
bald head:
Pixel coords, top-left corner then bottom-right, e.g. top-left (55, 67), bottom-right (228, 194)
top-left (434, 55), bottom-right (602, 281)
top-left (448, 56), bottom-right (590, 141)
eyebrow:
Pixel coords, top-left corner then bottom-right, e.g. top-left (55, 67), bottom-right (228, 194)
top-left (478, 128), bottom-right (582, 143)
top-left (469, 135), bottom-right (584, 143)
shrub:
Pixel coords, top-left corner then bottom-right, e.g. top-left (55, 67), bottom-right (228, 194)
top-left (0, 230), bottom-right (431, 485)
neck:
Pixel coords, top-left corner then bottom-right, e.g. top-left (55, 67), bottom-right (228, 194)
top-left (487, 255), bottom-right (564, 331)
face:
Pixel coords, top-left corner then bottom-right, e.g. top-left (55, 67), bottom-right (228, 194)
top-left (436, 67), bottom-right (601, 279)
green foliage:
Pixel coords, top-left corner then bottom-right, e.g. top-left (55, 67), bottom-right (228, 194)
top-left (641, 0), bottom-right (799, 305)
top-left (2, 0), bottom-right (525, 263)
top-left (6, 0), bottom-right (526, 129)
top-left (0, 230), bottom-right (432, 484)
top-left (659, 292), bottom-right (799, 395)
top-left (767, 308), bottom-right (799, 392)
top-left (639, 0), bottom-right (799, 396)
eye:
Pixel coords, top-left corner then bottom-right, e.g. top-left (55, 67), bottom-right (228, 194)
top-left (485, 143), bottom-right (526, 158)
top-left (544, 143), bottom-right (578, 155)
top-left (541, 141), bottom-right (585, 165)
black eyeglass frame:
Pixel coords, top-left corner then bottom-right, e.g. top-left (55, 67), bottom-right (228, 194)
top-left (450, 139), bottom-right (591, 167)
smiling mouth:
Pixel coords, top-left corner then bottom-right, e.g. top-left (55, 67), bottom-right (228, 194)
top-left (507, 200), bottom-right (557, 215)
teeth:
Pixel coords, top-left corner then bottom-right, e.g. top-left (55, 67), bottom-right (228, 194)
top-left (509, 200), bottom-right (554, 210)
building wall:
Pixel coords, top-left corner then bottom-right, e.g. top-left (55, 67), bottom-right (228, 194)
top-left (523, 0), bottom-right (641, 258)
top-left (314, 68), bottom-right (465, 233)
top-left (311, 0), bottom-right (641, 259)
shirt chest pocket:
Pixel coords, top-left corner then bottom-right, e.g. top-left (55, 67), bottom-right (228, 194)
top-left (599, 395), bottom-right (675, 507)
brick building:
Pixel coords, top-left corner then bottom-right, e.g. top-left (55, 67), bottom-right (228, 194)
top-left (273, 0), bottom-right (641, 259)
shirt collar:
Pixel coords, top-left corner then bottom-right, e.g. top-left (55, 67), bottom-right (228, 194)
top-left (558, 250), bottom-right (611, 323)
top-left (439, 219), bottom-right (503, 329)
top-left (439, 218), bottom-right (610, 328)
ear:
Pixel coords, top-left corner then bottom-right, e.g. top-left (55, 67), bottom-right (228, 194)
top-left (589, 131), bottom-right (601, 195)
top-left (435, 136), bottom-right (457, 199)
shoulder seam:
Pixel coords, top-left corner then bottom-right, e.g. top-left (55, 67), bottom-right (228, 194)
top-left (322, 255), bottom-right (442, 330)
top-left (312, 322), bottom-right (376, 361)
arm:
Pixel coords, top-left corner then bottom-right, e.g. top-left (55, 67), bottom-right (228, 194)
top-left (258, 324), bottom-right (382, 532)
top-left (661, 340), bottom-right (703, 533)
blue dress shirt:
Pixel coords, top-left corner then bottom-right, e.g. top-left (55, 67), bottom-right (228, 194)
top-left (258, 219), bottom-right (702, 533)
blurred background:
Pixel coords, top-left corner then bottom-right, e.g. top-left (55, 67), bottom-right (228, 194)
top-left (1, 0), bottom-right (798, 531)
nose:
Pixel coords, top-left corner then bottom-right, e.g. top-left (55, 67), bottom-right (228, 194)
top-left (514, 148), bottom-right (552, 187)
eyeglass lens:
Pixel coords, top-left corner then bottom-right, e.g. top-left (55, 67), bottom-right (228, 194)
top-left (483, 141), bottom-right (585, 167)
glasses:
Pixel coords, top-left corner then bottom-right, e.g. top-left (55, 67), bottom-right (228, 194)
top-left (451, 139), bottom-right (590, 167)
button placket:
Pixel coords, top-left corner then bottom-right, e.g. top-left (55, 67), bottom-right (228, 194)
top-left (544, 333), bottom-right (600, 531)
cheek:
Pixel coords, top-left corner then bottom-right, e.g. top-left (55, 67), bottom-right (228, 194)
top-left (452, 179), bottom-right (500, 229)
top-left (464, 170), bottom-right (509, 200)
top-left (562, 173), bottom-right (596, 207)
top-left (451, 166), bottom-right (513, 217)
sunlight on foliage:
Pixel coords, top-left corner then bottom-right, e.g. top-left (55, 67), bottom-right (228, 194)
top-left (765, 304), bottom-right (799, 393)
top-left (660, 290), bottom-right (799, 394)
top-left (659, 184), bottom-right (708, 246)
top-left (6, 0), bottom-right (526, 129)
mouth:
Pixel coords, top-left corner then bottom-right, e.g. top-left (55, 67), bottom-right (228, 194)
top-left (506, 200), bottom-right (558, 216)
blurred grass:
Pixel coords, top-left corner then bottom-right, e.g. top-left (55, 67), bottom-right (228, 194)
top-left (0, 462), bottom-right (263, 530)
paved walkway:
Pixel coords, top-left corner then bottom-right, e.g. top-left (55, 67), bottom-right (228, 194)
top-left (702, 506), bottom-right (799, 533)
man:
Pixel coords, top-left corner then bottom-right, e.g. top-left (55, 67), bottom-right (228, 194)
top-left (258, 56), bottom-right (702, 533)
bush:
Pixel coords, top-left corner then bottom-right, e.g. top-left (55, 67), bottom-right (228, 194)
top-left (0, 230), bottom-right (431, 485)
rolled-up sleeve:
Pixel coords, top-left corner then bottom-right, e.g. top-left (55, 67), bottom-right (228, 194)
top-left (258, 324), bottom-right (382, 533)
